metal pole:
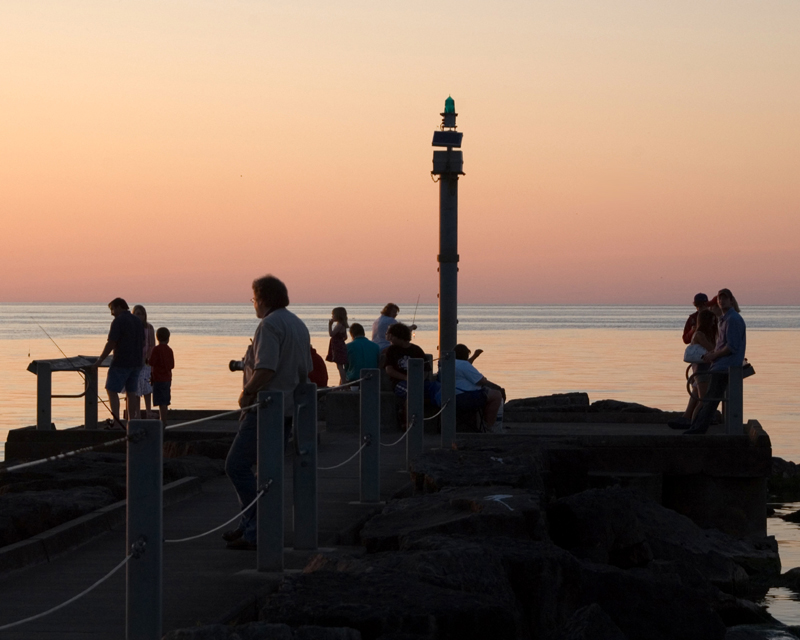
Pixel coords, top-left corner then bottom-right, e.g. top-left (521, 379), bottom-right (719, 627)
top-left (293, 382), bottom-right (317, 551)
top-left (84, 366), bottom-right (99, 430)
top-left (257, 390), bottom-right (284, 572)
top-left (36, 361), bottom-right (52, 430)
top-left (406, 358), bottom-right (424, 466)
top-left (438, 173), bottom-right (459, 357)
top-left (126, 419), bottom-right (163, 640)
top-left (726, 366), bottom-right (744, 435)
top-left (360, 369), bottom-right (381, 502)
top-left (440, 351), bottom-right (456, 448)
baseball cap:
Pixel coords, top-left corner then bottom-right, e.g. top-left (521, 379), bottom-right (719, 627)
top-left (693, 293), bottom-right (709, 305)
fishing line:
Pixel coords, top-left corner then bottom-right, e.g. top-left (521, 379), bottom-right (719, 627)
top-left (411, 294), bottom-right (420, 338)
top-left (33, 321), bottom-right (114, 417)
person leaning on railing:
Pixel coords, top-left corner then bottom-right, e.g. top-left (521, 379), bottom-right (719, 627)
top-left (682, 288), bottom-right (746, 436)
top-left (223, 275), bottom-right (312, 550)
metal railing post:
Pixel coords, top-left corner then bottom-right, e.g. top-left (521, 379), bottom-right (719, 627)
top-left (257, 390), bottom-right (284, 572)
top-left (36, 361), bottom-right (52, 430)
top-left (726, 366), bottom-right (743, 435)
top-left (126, 419), bottom-right (163, 640)
top-left (84, 366), bottom-right (99, 430)
top-left (360, 369), bottom-right (381, 502)
top-left (293, 382), bottom-right (317, 551)
top-left (440, 351), bottom-right (456, 448)
top-left (406, 358), bottom-right (424, 466)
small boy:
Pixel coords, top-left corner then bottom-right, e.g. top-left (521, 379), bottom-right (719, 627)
top-left (149, 327), bottom-right (175, 426)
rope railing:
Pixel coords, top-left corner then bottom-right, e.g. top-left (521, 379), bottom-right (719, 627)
top-left (164, 401), bottom-right (261, 432)
top-left (316, 374), bottom-right (370, 394)
top-left (381, 415), bottom-right (416, 448)
top-left (423, 399), bottom-right (450, 421)
top-left (1, 401), bottom-right (264, 475)
top-left (318, 439), bottom-right (368, 470)
top-left (164, 485), bottom-right (268, 543)
top-left (0, 554), bottom-right (132, 631)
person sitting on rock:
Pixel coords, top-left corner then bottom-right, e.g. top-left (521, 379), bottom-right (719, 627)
top-left (453, 344), bottom-right (505, 432)
top-left (346, 323), bottom-right (381, 383)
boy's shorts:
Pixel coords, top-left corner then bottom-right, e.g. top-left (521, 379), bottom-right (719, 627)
top-left (153, 381), bottom-right (171, 407)
top-left (106, 366), bottom-right (142, 394)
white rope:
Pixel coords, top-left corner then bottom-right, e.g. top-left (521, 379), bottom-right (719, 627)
top-left (423, 400), bottom-right (451, 421)
top-left (164, 401), bottom-right (260, 431)
top-left (381, 416), bottom-right (416, 448)
top-left (318, 442), bottom-right (367, 470)
top-left (0, 554), bottom-right (131, 631)
top-left (2, 402), bottom-right (263, 475)
top-left (3, 435), bottom-right (130, 473)
top-left (164, 488), bottom-right (266, 543)
top-left (317, 375), bottom-right (369, 394)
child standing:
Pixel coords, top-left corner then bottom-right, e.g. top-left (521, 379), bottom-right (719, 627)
top-left (326, 307), bottom-right (349, 385)
top-left (149, 327), bottom-right (175, 426)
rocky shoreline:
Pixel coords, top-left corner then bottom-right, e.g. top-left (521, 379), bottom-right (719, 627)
top-left (3, 395), bottom-right (800, 639)
top-left (162, 433), bottom-right (799, 640)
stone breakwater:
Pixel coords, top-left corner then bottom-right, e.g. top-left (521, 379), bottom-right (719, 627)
top-left (164, 435), bottom-right (794, 640)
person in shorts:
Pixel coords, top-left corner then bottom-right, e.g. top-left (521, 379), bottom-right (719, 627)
top-left (89, 298), bottom-right (143, 430)
top-left (149, 327), bottom-right (175, 426)
top-left (453, 344), bottom-right (505, 432)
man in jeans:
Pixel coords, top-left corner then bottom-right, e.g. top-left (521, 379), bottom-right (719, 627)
top-left (683, 288), bottom-right (746, 436)
top-left (89, 298), bottom-right (143, 429)
top-left (223, 275), bottom-right (312, 550)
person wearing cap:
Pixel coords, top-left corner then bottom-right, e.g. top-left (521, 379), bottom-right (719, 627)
top-left (453, 344), bottom-right (506, 433)
top-left (683, 293), bottom-right (712, 344)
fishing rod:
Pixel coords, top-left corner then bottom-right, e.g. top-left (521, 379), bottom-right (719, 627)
top-left (411, 294), bottom-right (421, 335)
top-left (34, 322), bottom-right (114, 417)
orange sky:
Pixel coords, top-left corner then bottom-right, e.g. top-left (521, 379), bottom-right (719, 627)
top-left (1, 1), bottom-right (798, 305)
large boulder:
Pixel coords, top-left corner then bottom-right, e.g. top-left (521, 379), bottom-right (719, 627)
top-left (577, 561), bottom-right (727, 640)
top-left (408, 447), bottom-right (545, 494)
top-left (0, 486), bottom-right (117, 547)
top-left (359, 486), bottom-right (546, 552)
top-left (560, 603), bottom-right (628, 640)
top-left (260, 568), bottom-right (519, 640)
top-left (547, 486), bottom-right (780, 592)
top-left (163, 623), bottom-right (361, 640)
top-left (769, 457), bottom-right (800, 500)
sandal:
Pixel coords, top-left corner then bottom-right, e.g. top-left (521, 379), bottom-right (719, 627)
top-left (103, 418), bottom-right (126, 431)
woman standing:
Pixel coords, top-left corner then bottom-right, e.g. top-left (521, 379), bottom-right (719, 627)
top-left (689, 309), bottom-right (717, 416)
top-left (132, 305), bottom-right (156, 418)
top-left (326, 307), bottom-right (349, 385)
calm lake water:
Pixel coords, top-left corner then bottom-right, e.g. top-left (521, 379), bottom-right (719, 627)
top-left (3, 303), bottom-right (800, 622)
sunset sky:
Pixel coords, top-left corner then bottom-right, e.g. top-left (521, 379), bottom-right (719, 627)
top-left (1, 1), bottom-right (798, 305)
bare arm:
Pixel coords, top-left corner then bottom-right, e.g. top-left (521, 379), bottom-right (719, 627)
top-left (468, 349), bottom-right (483, 364)
top-left (90, 340), bottom-right (116, 370)
top-left (385, 365), bottom-right (406, 382)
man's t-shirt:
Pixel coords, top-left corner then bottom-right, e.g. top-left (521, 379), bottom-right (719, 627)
top-left (384, 343), bottom-right (426, 386)
top-left (244, 307), bottom-right (313, 416)
top-left (346, 336), bottom-right (381, 381)
top-left (149, 344), bottom-right (175, 382)
top-left (108, 311), bottom-right (144, 368)
top-left (454, 359), bottom-right (484, 394)
top-left (371, 315), bottom-right (397, 351)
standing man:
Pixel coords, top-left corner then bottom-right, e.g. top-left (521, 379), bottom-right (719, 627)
top-left (224, 275), bottom-right (312, 550)
top-left (371, 303), bottom-right (417, 352)
top-left (89, 298), bottom-right (143, 430)
top-left (345, 323), bottom-right (381, 382)
top-left (683, 288), bottom-right (746, 435)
